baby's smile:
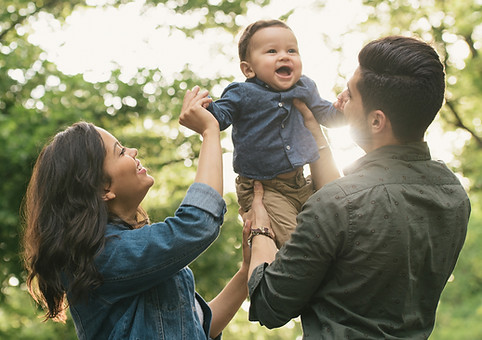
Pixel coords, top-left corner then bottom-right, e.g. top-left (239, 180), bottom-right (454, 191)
top-left (276, 66), bottom-right (293, 76)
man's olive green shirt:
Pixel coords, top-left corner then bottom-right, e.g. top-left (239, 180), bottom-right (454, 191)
top-left (248, 142), bottom-right (470, 339)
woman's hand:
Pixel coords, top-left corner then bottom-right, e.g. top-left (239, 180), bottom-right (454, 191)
top-left (241, 218), bottom-right (252, 270)
top-left (180, 86), bottom-right (223, 195)
top-left (179, 86), bottom-right (218, 136)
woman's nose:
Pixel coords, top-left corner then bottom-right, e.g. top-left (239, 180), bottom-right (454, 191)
top-left (128, 148), bottom-right (138, 158)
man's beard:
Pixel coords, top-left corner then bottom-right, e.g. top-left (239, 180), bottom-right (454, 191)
top-left (349, 119), bottom-right (372, 151)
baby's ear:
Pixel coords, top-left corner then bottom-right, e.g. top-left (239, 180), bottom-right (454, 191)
top-left (240, 61), bottom-right (255, 78)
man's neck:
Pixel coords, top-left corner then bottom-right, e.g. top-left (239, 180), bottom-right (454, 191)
top-left (363, 133), bottom-right (402, 153)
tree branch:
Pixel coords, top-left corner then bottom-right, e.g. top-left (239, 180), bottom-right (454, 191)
top-left (445, 99), bottom-right (482, 148)
top-left (0, 15), bottom-right (27, 42)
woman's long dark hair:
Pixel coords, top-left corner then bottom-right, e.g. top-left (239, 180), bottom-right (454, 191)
top-left (23, 122), bottom-right (108, 322)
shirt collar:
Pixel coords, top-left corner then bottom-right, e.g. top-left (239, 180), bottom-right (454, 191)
top-left (344, 142), bottom-right (432, 175)
top-left (246, 77), bottom-right (272, 89)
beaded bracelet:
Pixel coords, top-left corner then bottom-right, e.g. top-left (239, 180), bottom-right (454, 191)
top-left (247, 227), bottom-right (275, 247)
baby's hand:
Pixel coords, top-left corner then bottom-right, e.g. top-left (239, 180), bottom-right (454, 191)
top-left (334, 90), bottom-right (348, 112)
top-left (202, 97), bottom-right (211, 109)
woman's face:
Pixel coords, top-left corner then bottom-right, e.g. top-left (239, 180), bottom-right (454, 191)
top-left (97, 128), bottom-right (154, 208)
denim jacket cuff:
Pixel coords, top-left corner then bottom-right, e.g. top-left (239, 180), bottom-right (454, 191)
top-left (182, 183), bottom-right (226, 217)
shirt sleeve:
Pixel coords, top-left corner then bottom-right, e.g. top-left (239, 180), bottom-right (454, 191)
top-left (248, 184), bottom-right (348, 328)
top-left (299, 75), bottom-right (345, 128)
top-left (95, 183), bottom-right (226, 299)
top-left (207, 82), bottom-right (243, 131)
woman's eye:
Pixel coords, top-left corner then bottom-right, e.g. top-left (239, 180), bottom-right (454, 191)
top-left (120, 147), bottom-right (126, 156)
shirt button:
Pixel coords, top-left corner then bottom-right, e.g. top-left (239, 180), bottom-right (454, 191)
top-left (281, 123), bottom-right (285, 128)
top-left (286, 145), bottom-right (291, 150)
top-left (278, 102), bottom-right (283, 107)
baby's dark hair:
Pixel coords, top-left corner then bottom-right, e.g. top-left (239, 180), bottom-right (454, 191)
top-left (238, 19), bottom-right (291, 61)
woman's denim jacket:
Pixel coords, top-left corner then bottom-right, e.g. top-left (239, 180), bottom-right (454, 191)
top-left (67, 183), bottom-right (226, 340)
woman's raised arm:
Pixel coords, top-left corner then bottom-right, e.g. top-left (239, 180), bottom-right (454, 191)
top-left (180, 86), bottom-right (223, 196)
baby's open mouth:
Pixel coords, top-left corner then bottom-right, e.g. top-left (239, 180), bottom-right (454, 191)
top-left (276, 66), bottom-right (292, 76)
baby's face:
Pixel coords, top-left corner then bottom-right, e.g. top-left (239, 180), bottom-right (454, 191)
top-left (244, 26), bottom-right (302, 91)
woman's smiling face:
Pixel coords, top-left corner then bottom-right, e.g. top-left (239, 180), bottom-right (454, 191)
top-left (98, 128), bottom-right (154, 209)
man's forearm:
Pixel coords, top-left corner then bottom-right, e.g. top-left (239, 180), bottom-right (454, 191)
top-left (248, 235), bottom-right (277, 278)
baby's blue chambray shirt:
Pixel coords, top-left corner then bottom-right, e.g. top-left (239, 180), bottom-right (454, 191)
top-left (208, 75), bottom-right (344, 180)
top-left (67, 183), bottom-right (226, 340)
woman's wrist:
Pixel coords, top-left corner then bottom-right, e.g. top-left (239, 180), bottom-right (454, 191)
top-left (201, 120), bottom-right (220, 138)
top-left (238, 262), bottom-right (250, 277)
top-left (201, 127), bottom-right (220, 140)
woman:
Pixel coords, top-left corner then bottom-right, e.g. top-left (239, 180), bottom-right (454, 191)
top-left (22, 86), bottom-right (250, 339)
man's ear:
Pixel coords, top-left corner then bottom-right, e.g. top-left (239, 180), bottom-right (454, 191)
top-left (240, 61), bottom-right (255, 79)
top-left (368, 110), bottom-right (388, 134)
top-left (102, 189), bottom-right (116, 202)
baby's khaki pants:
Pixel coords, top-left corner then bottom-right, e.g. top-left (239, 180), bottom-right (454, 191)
top-left (236, 168), bottom-right (315, 248)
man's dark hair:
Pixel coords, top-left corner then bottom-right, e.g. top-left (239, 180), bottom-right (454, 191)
top-left (357, 36), bottom-right (445, 142)
top-left (238, 19), bottom-right (291, 61)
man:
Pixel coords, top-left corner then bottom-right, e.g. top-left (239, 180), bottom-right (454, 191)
top-left (245, 36), bottom-right (471, 339)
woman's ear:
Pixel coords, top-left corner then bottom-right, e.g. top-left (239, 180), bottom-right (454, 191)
top-left (102, 189), bottom-right (116, 201)
top-left (240, 61), bottom-right (255, 79)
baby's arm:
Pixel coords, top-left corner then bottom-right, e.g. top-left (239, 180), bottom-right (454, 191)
top-left (203, 82), bottom-right (244, 131)
top-left (300, 76), bottom-right (345, 128)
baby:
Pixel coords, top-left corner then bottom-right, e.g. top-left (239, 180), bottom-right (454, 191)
top-left (206, 19), bottom-right (344, 247)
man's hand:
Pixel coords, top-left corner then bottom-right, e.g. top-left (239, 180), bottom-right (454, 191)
top-left (293, 99), bottom-right (341, 189)
top-left (294, 99), bottom-right (324, 143)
